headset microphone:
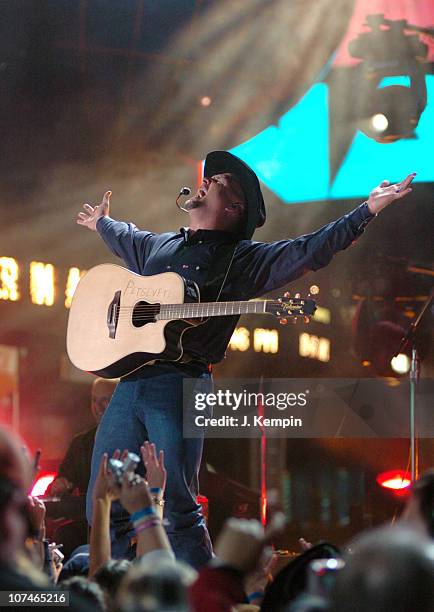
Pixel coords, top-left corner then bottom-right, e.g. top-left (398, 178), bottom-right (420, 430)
top-left (176, 187), bottom-right (191, 212)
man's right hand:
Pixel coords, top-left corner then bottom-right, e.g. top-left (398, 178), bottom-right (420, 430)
top-left (77, 190), bottom-right (111, 231)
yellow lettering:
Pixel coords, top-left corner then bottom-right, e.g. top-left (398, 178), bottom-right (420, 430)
top-left (229, 327), bottom-right (250, 352)
top-left (65, 267), bottom-right (86, 308)
top-left (254, 328), bottom-right (279, 354)
top-left (0, 257), bottom-right (20, 301)
top-left (30, 262), bottom-right (55, 306)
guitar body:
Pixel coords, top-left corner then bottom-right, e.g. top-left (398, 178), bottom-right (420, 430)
top-left (67, 264), bottom-right (316, 379)
top-left (67, 264), bottom-right (198, 378)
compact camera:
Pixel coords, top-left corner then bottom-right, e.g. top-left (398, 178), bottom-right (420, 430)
top-left (107, 452), bottom-right (140, 486)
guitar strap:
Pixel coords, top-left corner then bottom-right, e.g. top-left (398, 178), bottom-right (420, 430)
top-left (176, 241), bottom-right (239, 369)
top-left (200, 241), bottom-right (238, 303)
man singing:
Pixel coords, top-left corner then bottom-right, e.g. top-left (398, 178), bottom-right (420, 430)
top-left (77, 150), bottom-right (414, 567)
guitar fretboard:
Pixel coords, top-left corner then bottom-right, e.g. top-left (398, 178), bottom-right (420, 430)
top-left (156, 300), bottom-right (268, 320)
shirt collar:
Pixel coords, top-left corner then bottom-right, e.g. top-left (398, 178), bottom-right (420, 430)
top-left (179, 227), bottom-right (237, 244)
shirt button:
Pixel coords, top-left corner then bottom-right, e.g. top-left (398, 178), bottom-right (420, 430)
top-left (198, 240), bottom-right (203, 244)
top-left (182, 264), bottom-right (189, 269)
top-left (195, 266), bottom-right (200, 270)
top-left (166, 265), bottom-right (171, 270)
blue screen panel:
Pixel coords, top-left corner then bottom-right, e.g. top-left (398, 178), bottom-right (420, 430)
top-left (230, 76), bottom-right (434, 203)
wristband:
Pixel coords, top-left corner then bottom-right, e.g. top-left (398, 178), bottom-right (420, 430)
top-left (130, 506), bottom-right (156, 522)
top-left (149, 487), bottom-right (163, 495)
top-left (247, 591), bottom-right (264, 602)
top-left (135, 519), bottom-right (161, 534)
top-left (133, 515), bottom-right (160, 528)
top-left (133, 513), bottom-right (158, 527)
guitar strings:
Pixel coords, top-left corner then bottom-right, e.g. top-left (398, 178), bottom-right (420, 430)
top-left (111, 300), bottom-right (305, 313)
top-left (110, 301), bottom-right (310, 322)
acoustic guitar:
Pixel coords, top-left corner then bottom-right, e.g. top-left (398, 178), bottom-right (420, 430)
top-left (67, 264), bottom-right (316, 378)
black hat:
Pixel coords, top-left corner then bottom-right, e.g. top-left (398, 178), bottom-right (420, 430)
top-left (204, 150), bottom-right (266, 239)
top-left (261, 541), bottom-right (341, 610)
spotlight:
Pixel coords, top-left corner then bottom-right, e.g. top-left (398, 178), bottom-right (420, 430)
top-left (30, 471), bottom-right (57, 497)
top-left (391, 353), bottom-right (411, 375)
top-left (370, 113), bottom-right (389, 133)
top-left (200, 96), bottom-right (212, 107)
top-left (349, 14), bottom-right (428, 143)
top-left (376, 469), bottom-right (411, 492)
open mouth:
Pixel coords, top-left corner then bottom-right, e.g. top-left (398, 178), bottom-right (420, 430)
top-left (196, 184), bottom-right (208, 199)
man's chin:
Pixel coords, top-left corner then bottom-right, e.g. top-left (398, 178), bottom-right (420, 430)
top-left (184, 197), bottom-right (204, 210)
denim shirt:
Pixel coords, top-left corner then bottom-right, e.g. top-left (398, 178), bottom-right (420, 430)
top-left (96, 202), bottom-right (374, 369)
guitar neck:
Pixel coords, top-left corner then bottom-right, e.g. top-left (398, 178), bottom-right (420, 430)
top-left (156, 300), bottom-right (268, 320)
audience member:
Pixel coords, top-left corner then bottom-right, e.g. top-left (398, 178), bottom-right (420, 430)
top-left (48, 378), bottom-right (117, 497)
top-left (330, 526), bottom-right (434, 612)
top-left (400, 468), bottom-right (434, 538)
top-left (93, 559), bottom-right (131, 612)
top-left (59, 576), bottom-right (106, 611)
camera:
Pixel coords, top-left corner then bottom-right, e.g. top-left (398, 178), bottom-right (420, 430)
top-left (107, 452), bottom-right (140, 486)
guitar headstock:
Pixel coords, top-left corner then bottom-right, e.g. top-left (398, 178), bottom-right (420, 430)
top-left (266, 292), bottom-right (317, 324)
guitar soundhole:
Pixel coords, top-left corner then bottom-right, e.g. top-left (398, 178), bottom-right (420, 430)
top-left (132, 301), bottom-right (159, 328)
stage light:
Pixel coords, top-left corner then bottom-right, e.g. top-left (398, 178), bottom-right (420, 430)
top-left (0, 257), bottom-right (20, 301)
top-left (30, 261), bottom-right (55, 306)
top-left (229, 327), bottom-right (250, 352)
top-left (254, 329), bottom-right (279, 354)
top-left (370, 113), bottom-right (388, 133)
top-left (376, 469), bottom-right (411, 491)
top-left (299, 333), bottom-right (330, 363)
top-left (65, 267), bottom-right (86, 308)
top-left (391, 353), bottom-right (411, 375)
top-left (349, 14), bottom-right (428, 143)
top-left (200, 96), bottom-right (212, 107)
top-left (313, 306), bottom-right (331, 325)
top-left (30, 471), bottom-right (57, 497)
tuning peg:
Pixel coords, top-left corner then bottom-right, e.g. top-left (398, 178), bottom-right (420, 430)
top-left (278, 297), bottom-right (282, 303)
top-left (284, 291), bottom-right (291, 298)
top-left (304, 316), bottom-right (310, 324)
top-left (279, 317), bottom-right (288, 325)
top-left (295, 292), bottom-right (301, 299)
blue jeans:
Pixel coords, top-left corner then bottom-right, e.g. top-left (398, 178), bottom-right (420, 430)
top-left (86, 366), bottom-right (213, 568)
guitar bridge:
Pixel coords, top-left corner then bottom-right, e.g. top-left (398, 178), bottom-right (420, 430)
top-left (107, 291), bottom-right (121, 339)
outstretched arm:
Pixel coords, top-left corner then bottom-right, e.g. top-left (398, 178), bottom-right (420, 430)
top-left (238, 173), bottom-right (416, 297)
top-left (76, 191), bottom-right (155, 273)
top-left (88, 451), bottom-right (121, 577)
top-left (366, 173), bottom-right (415, 214)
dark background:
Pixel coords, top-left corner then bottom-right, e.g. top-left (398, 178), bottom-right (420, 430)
top-left (0, 0), bottom-right (432, 547)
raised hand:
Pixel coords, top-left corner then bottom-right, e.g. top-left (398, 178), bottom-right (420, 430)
top-left (140, 441), bottom-right (166, 495)
top-left (119, 472), bottom-right (153, 515)
top-left (215, 512), bottom-right (286, 575)
top-left (27, 495), bottom-right (46, 535)
top-left (92, 451), bottom-right (121, 503)
top-left (76, 190), bottom-right (111, 231)
top-left (367, 173), bottom-right (416, 214)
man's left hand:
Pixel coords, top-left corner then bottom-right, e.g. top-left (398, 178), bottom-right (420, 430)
top-left (367, 172), bottom-right (416, 215)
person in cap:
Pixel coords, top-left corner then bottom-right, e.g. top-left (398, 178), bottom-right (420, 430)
top-left (76, 151), bottom-right (414, 568)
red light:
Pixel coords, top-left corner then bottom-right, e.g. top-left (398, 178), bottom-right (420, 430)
top-left (376, 470), bottom-right (411, 491)
top-left (30, 471), bottom-right (57, 497)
